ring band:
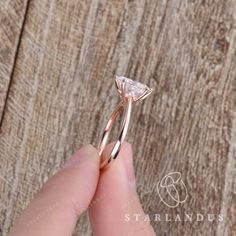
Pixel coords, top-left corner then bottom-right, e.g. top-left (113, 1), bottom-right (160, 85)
top-left (98, 98), bottom-right (132, 169)
top-left (98, 76), bottom-right (152, 169)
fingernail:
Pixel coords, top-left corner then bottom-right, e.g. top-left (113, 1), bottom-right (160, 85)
top-left (123, 143), bottom-right (136, 188)
top-left (65, 144), bottom-right (97, 167)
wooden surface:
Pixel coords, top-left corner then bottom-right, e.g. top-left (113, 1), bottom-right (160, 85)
top-left (0, 0), bottom-right (236, 235)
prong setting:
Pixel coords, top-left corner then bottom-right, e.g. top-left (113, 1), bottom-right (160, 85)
top-left (115, 75), bottom-right (153, 102)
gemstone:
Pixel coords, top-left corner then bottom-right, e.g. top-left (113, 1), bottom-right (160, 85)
top-left (115, 76), bottom-right (152, 101)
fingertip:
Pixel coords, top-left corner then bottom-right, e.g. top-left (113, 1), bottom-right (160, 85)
top-left (98, 141), bottom-right (136, 191)
top-left (65, 144), bottom-right (99, 167)
top-left (121, 142), bottom-right (136, 185)
top-left (108, 141), bottom-right (136, 188)
top-left (89, 142), bottom-right (154, 236)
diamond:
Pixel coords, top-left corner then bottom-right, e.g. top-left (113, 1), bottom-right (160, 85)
top-left (115, 76), bottom-right (152, 101)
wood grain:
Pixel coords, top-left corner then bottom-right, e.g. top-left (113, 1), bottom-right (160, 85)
top-left (0, 0), bottom-right (236, 235)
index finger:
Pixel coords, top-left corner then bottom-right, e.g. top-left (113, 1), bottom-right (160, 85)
top-left (9, 145), bottom-right (100, 236)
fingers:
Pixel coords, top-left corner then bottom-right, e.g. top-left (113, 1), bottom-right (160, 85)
top-left (88, 142), bottom-right (155, 236)
top-left (9, 145), bottom-right (100, 236)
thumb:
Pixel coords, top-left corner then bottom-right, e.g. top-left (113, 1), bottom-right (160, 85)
top-left (88, 142), bottom-right (155, 236)
top-left (9, 145), bottom-right (100, 236)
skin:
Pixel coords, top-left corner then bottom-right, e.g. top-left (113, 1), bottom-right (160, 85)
top-left (9, 142), bottom-right (155, 236)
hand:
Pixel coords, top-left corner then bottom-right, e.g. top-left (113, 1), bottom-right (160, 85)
top-left (9, 142), bottom-right (155, 236)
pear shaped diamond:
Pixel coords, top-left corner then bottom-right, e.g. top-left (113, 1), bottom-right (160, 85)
top-left (115, 76), bottom-right (152, 101)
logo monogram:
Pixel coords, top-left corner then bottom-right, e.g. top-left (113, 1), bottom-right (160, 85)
top-left (156, 172), bottom-right (188, 208)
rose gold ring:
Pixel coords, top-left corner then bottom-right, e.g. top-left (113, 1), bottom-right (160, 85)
top-left (98, 75), bottom-right (153, 169)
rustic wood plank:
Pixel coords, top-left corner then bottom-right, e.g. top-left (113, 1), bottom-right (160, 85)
top-left (0, 0), bottom-right (236, 235)
top-left (0, 0), bottom-right (29, 123)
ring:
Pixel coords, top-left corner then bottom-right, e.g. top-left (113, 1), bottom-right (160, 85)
top-left (98, 75), bottom-right (153, 169)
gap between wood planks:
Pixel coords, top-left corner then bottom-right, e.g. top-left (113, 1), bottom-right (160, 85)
top-left (0, 0), bottom-right (31, 130)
